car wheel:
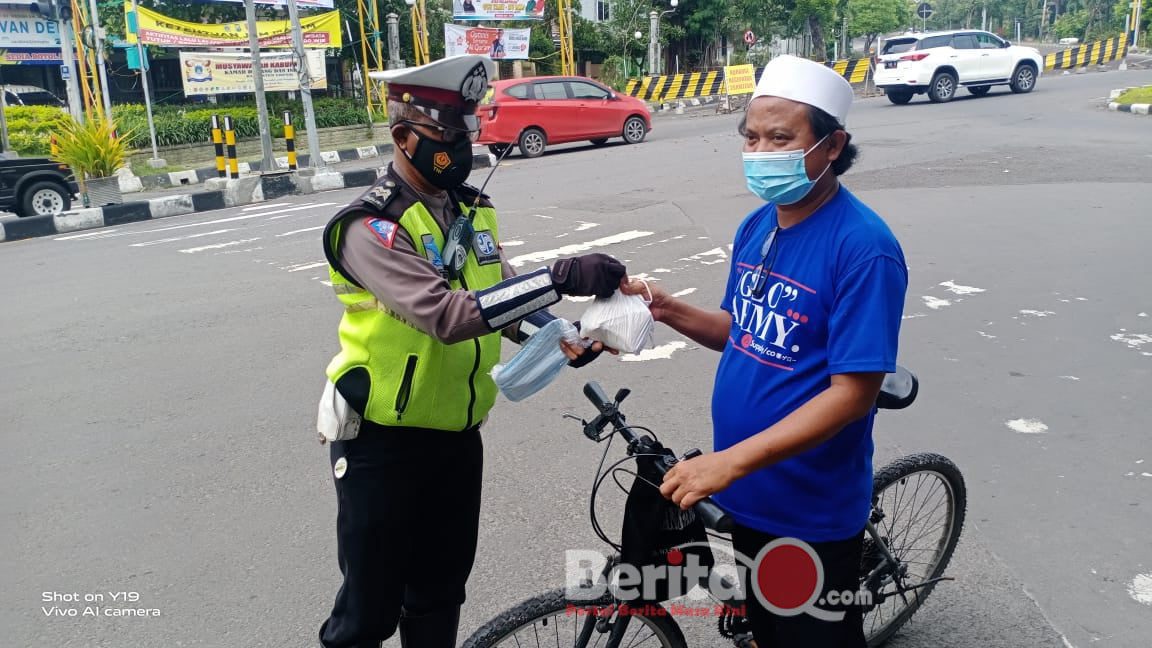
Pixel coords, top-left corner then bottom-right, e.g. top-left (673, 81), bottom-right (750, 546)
top-left (927, 71), bottom-right (958, 103)
top-left (518, 128), bottom-right (546, 158)
top-left (968, 86), bottom-right (991, 96)
top-left (488, 143), bottom-right (511, 157)
top-left (1010, 63), bottom-right (1037, 94)
top-left (590, 138), bottom-right (609, 146)
top-left (20, 181), bottom-right (71, 217)
top-left (622, 116), bottom-right (647, 144)
top-left (886, 90), bottom-right (914, 105)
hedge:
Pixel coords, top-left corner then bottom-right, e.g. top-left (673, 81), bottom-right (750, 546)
top-left (3, 97), bottom-right (376, 157)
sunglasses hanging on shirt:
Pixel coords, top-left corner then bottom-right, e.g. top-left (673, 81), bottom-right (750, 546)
top-left (750, 226), bottom-right (780, 299)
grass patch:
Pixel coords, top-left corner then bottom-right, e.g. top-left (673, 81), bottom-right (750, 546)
top-left (1116, 86), bottom-right (1152, 105)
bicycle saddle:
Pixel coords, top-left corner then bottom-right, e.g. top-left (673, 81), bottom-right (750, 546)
top-left (877, 365), bottom-right (918, 410)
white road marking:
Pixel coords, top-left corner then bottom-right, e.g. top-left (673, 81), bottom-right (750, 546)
top-left (620, 341), bottom-right (687, 362)
top-left (141, 213), bottom-right (267, 234)
top-left (501, 240), bottom-right (525, 247)
top-left (680, 247), bottom-right (727, 261)
top-left (671, 288), bottom-right (697, 297)
top-left (1111, 332), bottom-right (1152, 350)
top-left (575, 222), bottom-right (599, 231)
top-left (902, 313), bottom-right (927, 320)
top-left (54, 228), bottom-right (120, 241)
top-left (1006, 418), bottom-right (1049, 434)
top-left (922, 296), bottom-right (951, 310)
top-left (277, 225), bottom-right (326, 237)
top-left (1059, 376), bottom-right (1080, 381)
top-left (939, 280), bottom-right (986, 295)
top-left (1140, 312), bottom-right (1149, 318)
top-left (508, 230), bottom-right (654, 267)
top-left (653, 268), bottom-right (672, 273)
top-left (180, 237), bottom-right (262, 253)
top-left (242, 202), bottom-right (294, 212)
top-left (131, 229), bottom-right (238, 247)
top-left (1075, 297), bottom-right (1087, 301)
top-left (1129, 574), bottom-right (1152, 606)
top-left (1020, 310), bottom-right (1055, 317)
top-left (977, 331), bottom-right (997, 339)
top-left (266, 202), bottom-right (339, 219)
top-left (284, 261), bottom-right (329, 272)
top-left (564, 295), bottom-right (595, 302)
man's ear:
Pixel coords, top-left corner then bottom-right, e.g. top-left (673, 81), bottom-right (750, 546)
top-left (390, 123), bottom-right (411, 153)
top-left (826, 130), bottom-right (848, 163)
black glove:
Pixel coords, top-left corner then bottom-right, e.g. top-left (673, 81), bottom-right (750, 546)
top-left (551, 253), bottom-right (626, 298)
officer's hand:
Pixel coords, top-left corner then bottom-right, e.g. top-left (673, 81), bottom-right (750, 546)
top-left (560, 337), bottom-right (619, 367)
top-left (551, 254), bottom-right (627, 298)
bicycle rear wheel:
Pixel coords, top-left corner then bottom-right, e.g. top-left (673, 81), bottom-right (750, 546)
top-left (862, 453), bottom-right (967, 647)
top-left (461, 588), bottom-right (688, 648)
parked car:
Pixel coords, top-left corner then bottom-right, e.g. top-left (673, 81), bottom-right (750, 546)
top-left (2, 84), bottom-right (67, 109)
top-left (0, 152), bottom-right (79, 217)
top-left (476, 76), bottom-right (652, 158)
top-left (874, 30), bottom-right (1044, 104)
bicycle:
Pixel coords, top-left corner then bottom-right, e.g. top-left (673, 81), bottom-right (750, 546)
top-left (463, 367), bottom-right (967, 648)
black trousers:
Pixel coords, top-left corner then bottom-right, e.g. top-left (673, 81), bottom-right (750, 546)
top-left (732, 524), bottom-right (867, 648)
top-left (318, 424), bottom-right (484, 648)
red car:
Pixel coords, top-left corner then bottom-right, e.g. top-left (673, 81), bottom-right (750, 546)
top-left (476, 76), bottom-right (652, 158)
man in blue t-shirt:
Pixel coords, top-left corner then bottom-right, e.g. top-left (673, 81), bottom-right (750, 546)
top-left (621, 55), bottom-right (907, 647)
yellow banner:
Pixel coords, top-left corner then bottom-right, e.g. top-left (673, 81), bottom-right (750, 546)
top-left (723, 64), bottom-right (756, 96)
top-left (125, 4), bottom-right (341, 49)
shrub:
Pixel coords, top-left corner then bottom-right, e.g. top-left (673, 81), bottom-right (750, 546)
top-left (51, 116), bottom-right (134, 179)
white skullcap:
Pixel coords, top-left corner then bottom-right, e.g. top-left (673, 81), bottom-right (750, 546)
top-left (752, 55), bottom-right (854, 125)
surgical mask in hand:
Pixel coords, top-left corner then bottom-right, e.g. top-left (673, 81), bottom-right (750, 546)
top-left (743, 134), bottom-right (830, 205)
top-left (492, 318), bottom-right (582, 402)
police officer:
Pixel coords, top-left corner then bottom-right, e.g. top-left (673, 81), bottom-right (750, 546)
top-left (315, 55), bottom-right (626, 648)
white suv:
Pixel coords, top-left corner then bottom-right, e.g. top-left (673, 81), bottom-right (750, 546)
top-left (874, 30), bottom-right (1044, 104)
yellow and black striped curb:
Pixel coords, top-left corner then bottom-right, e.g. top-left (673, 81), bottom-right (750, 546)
top-left (1045, 34), bottom-right (1129, 70)
top-left (625, 59), bottom-right (872, 103)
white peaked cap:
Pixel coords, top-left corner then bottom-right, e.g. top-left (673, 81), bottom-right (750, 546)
top-left (752, 55), bottom-right (854, 124)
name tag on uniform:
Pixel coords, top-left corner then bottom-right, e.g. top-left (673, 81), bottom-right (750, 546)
top-left (472, 230), bottom-right (501, 266)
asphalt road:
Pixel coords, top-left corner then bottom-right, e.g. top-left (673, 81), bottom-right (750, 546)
top-left (2, 68), bottom-right (1151, 648)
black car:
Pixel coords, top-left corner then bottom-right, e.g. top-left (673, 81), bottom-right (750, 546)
top-left (0, 151), bottom-right (80, 217)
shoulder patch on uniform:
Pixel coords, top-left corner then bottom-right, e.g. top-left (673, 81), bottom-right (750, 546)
top-left (361, 185), bottom-right (395, 211)
top-left (365, 218), bottom-right (398, 248)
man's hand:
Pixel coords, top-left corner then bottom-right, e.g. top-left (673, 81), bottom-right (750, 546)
top-left (620, 277), bottom-right (673, 322)
top-left (659, 451), bottom-right (742, 510)
top-left (560, 337), bottom-right (618, 367)
top-left (551, 254), bottom-right (627, 298)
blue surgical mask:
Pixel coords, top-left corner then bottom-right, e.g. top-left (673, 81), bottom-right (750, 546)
top-left (743, 135), bottom-right (831, 205)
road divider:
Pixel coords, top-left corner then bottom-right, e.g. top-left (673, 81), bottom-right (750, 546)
top-left (1045, 34), bottom-right (1129, 71)
top-left (625, 59), bottom-right (873, 103)
top-left (0, 153), bottom-right (495, 244)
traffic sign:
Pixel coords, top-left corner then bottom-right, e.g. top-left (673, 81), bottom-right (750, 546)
top-left (60, 65), bottom-right (70, 80)
top-left (744, 30), bottom-right (756, 45)
top-left (917, 2), bottom-right (933, 20)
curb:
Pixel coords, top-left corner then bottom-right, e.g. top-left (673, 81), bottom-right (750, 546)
top-left (127, 142), bottom-right (399, 194)
top-left (0, 152), bottom-right (494, 244)
top-left (1107, 86), bottom-right (1151, 115)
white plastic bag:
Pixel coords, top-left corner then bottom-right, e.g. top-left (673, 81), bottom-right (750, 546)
top-left (316, 379), bottom-right (362, 444)
top-left (578, 287), bottom-right (654, 355)
top-left (492, 318), bottom-right (581, 402)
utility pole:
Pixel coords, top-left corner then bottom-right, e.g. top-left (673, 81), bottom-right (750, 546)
top-left (243, 0), bottom-right (276, 173)
top-left (648, 10), bottom-right (658, 76)
top-left (87, 0), bottom-right (112, 119)
top-left (56, 0), bottom-right (84, 122)
top-left (286, 0), bottom-right (324, 169)
top-left (0, 78), bottom-right (10, 153)
top-left (386, 12), bottom-right (402, 69)
top-left (128, 0), bottom-right (162, 165)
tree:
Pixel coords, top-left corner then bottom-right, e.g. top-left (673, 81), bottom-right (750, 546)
top-left (848, 0), bottom-right (909, 56)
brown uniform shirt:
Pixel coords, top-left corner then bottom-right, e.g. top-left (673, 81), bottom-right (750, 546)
top-left (338, 167), bottom-right (520, 345)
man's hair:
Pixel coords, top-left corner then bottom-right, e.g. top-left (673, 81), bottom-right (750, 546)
top-left (387, 100), bottom-right (422, 130)
top-left (737, 106), bottom-right (859, 176)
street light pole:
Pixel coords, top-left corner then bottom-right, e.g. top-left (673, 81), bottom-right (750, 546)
top-left (648, 10), bottom-right (658, 76)
top-left (286, 0), bottom-right (324, 169)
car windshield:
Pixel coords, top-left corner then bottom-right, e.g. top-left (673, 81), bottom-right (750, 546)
top-left (16, 92), bottom-right (62, 106)
top-left (882, 38), bottom-right (918, 55)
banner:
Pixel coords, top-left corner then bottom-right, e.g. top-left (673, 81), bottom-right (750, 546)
top-left (0, 7), bottom-right (61, 48)
top-left (0, 48), bottom-right (62, 65)
top-left (125, 4), bottom-right (341, 49)
top-left (444, 25), bottom-right (530, 59)
top-left (452, 0), bottom-right (546, 21)
top-left (209, 0), bottom-right (334, 8)
top-left (179, 51), bottom-right (327, 95)
top-left (723, 64), bottom-right (756, 96)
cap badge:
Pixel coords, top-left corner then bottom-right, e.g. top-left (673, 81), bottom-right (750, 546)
top-left (461, 63), bottom-right (488, 103)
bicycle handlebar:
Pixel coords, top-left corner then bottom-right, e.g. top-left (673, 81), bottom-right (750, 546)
top-left (581, 381), bottom-right (734, 533)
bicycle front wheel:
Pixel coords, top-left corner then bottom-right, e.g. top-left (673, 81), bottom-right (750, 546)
top-left (461, 588), bottom-right (688, 648)
top-left (862, 452), bottom-right (967, 647)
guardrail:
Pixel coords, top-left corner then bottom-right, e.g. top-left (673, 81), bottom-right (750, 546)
top-left (624, 58), bottom-right (872, 103)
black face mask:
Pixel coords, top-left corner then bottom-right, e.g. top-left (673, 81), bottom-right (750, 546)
top-left (403, 129), bottom-right (474, 190)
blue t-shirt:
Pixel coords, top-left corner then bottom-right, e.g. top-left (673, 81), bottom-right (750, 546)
top-left (711, 187), bottom-right (908, 542)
